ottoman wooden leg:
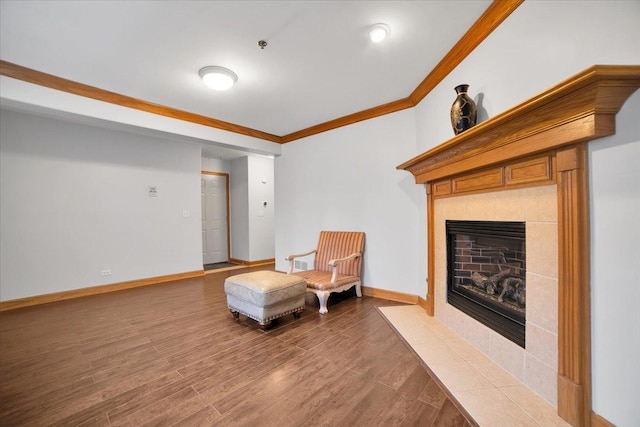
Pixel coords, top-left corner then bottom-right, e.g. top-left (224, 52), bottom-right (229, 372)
top-left (293, 310), bottom-right (302, 319)
top-left (229, 309), bottom-right (240, 321)
top-left (258, 320), bottom-right (272, 330)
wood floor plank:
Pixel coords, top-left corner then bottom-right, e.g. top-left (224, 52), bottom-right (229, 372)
top-left (46, 371), bottom-right (190, 426)
top-left (15, 388), bottom-right (105, 426)
top-left (419, 375), bottom-right (449, 408)
top-left (0, 350), bottom-right (93, 395)
top-left (385, 400), bottom-right (441, 427)
top-left (335, 381), bottom-right (397, 426)
top-left (81, 333), bottom-right (152, 358)
top-left (138, 395), bottom-right (212, 427)
top-left (191, 346), bottom-right (308, 401)
top-left (209, 352), bottom-right (324, 414)
top-left (109, 385), bottom-right (202, 425)
top-left (175, 335), bottom-right (286, 380)
top-left (367, 345), bottom-right (421, 390)
top-left (0, 265), bottom-right (473, 426)
top-left (216, 353), bottom-right (348, 425)
top-left (299, 365), bottom-right (380, 426)
top-left (91, 347), bottom-right (169, 383)
top-left (99, 369), bottom-right (183, 401)
top-left (432, 398), bottom-right (472, 427)
top-left (170, 404), bottom-right (222, 427)
top-left (283, 321), bottom-right (355, 351)
top-left (374, 363), bottom-right (437, 425)
top-left (74, 412), bottom-right (112, 427)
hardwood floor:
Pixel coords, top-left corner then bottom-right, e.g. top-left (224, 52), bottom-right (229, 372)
top-left (0, 266), bottom-right (474, 426)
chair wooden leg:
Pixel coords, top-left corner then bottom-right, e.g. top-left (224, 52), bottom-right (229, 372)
top-left (355, 283), bottom-right (362, 297)
top-left (317, 291), bottom-right (330, 315)
top-left (229, 309), bottom-right (240, 321)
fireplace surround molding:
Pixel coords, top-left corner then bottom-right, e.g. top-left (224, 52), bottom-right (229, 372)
top-left (397, 65), bottom-right (640, 427)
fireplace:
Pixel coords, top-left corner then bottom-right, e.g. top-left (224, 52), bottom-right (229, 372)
top-left (397, 66), bottom-right (640, 425)
top-left (446, 220), bottom-right (526, 347)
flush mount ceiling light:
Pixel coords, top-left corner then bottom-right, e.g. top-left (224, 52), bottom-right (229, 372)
top-left (369, 23), bottom-right (391, 43)
top-left (198, 66), bottom-right (238, 91)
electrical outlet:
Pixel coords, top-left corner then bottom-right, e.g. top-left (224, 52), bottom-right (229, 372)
top-left (101, 269), bottom-right (112, 276)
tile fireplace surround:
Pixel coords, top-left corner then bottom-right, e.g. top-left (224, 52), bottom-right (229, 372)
top-left (397, 65), bottom-right (640, 426)
top-left (434, 185), bottom-right (559, 405)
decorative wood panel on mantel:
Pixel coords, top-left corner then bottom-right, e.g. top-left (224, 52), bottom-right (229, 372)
top-left (397, 65), bottom-right (640, 427)
top-left (431, 153), bottom-right (556, 198)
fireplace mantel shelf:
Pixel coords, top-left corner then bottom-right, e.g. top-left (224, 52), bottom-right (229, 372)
top-left (397, 65), bottom-right (640, 184)
top-left (397, 65), bottom-right (640, 427)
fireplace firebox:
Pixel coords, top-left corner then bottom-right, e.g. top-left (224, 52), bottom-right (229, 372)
top-left (446, 220), bottom-right (526, 347)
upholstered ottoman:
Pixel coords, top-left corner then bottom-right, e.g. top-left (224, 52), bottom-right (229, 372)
top-left (224, 271), bottom-right (306, 329)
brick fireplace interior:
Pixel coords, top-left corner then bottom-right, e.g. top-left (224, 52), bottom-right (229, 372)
top-left (445, 219), bottom-right (527, 348)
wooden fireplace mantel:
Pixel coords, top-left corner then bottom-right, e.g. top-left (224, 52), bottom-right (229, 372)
top-left (397, 65), bottom-right (640, 427)
top-left (397, 64), bottom-right (640, 184)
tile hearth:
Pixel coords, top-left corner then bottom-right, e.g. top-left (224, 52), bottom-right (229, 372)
top-left (379, 305), bottom-right (569, 427)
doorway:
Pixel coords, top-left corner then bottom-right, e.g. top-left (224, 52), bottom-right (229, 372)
top-left (201, 171), bottom-right (230, 268)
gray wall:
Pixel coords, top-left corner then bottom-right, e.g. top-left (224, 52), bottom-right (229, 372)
top-left (0, 108), bottom-right (202, 300)
top-left (230, 156), bottom-right (275, 262)
top-left (275, 108), bottom-right (423, 295)
top-left (230, 157), bottom-right (250, 261)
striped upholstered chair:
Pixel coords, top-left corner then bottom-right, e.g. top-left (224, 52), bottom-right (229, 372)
top-left (286, 231), bottom-right (365, 314)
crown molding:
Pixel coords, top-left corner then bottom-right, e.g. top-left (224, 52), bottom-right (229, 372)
top-left (0, 0), bottom-right (523, 145)
top-left (408, 0), bottom-right (523, 105)
top-left (281, 0), bottom-right (523, 143)
top-left (280, 98), bottom-right (414, 143)
top-left (0, 60), bottom-right (282, 143)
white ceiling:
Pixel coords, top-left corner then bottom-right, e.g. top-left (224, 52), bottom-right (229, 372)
top-left (0, 0), bottom-right (491, 155)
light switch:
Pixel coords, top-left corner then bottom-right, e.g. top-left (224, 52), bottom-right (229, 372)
top-left (183, 210), bottom-right (191, 218)
top-left (148, 186), bottom-right (158, 197)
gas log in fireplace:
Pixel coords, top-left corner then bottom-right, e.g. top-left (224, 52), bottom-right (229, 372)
top-left (446, 220), bottom-right (526, 347)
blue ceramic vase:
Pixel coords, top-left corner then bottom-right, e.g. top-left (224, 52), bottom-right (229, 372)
top-left (450, 84), bottom-right (477, 135)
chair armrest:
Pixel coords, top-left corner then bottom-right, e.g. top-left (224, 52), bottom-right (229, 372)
top-left (328, 252), bottom-right (361, 267)
top-left (285, 249), bottom-right (317, 261)
top-left (285, 249), bottom-right (317, 273)
top-left (328, 252), bottom-right (362, 282)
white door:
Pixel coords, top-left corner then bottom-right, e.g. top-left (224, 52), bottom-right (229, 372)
top-left (202, 174), bottom-right (228, 265)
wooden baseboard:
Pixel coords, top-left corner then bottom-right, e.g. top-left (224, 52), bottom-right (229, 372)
top-left (204, 265), bottom-right (246, 275)
top-left (361, 286), bottom-right (419, 305)
top-left (418, 296), bottom-right (429, 312)
top-left (0, 270), bottom-right (204, 311)
top-left (591, 411), bottom-right (615, 427)
top-left (229, 258), bottom-right (275, 267)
